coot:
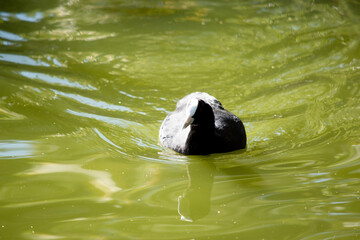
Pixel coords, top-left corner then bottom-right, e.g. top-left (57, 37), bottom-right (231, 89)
top-left (159, 92), bottom-right (246, 155)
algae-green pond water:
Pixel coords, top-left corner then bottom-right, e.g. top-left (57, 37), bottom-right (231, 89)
top-left (0, 0), bottom-right (360, 239)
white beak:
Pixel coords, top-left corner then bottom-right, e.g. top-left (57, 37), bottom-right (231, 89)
top-left (183, 116), bottom-right (194, 129)
top-left (182, 99), bottom-right (198, 129)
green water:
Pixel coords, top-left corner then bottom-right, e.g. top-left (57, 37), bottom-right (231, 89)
top-left (1, 0), bottom-right (360, 239)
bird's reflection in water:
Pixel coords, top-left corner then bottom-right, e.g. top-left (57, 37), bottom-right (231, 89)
top-left (177, 155), bottom-right (262, 222)
top-left (178, 160), bottom-right (215, 222)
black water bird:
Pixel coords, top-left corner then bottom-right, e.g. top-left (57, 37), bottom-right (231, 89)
top-left (159, 92), bottom-right (246, 155)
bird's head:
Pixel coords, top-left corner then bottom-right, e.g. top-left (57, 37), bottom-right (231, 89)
top-left (183, 99), bottom-right (214, 129)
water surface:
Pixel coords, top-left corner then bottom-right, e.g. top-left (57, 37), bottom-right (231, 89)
top-left (1, 0), bottom-right (360, 239)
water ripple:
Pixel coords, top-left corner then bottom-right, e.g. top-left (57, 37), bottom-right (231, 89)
top-left (0, 140), bottom-right (34, 159)
top-left (53, 90), bottom-right (131, 112)
top-left (0, 30), bottom-right (26, 42)
top-left (20, 71), bottom-right (97, 90)
top-left (0, 53), bottom-right (49, 67)
top-left (66, 109), bottom-right (141, 129)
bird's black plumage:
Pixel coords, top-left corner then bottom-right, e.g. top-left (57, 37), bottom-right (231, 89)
top-left (159, 92), bottom-right (246, 155)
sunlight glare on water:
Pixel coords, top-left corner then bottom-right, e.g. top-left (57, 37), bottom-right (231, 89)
top-left (0, 0), bottom-right (360, 239)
